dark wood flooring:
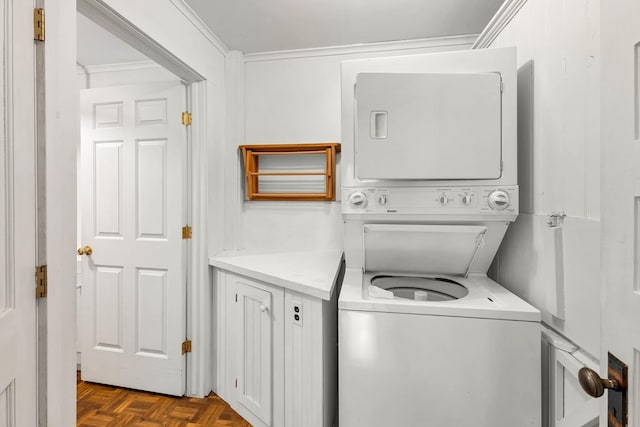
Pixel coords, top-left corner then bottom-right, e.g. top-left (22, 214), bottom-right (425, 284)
top-left (77, 373), bottom-right (251, 427)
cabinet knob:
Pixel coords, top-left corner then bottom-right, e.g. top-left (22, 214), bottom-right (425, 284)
top-left (260, 304), bottom-right (268, 313)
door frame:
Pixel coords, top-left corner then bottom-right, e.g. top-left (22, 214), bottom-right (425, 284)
top-left (42, 0), bottom-right (212, 423)
top-left (79, 81), bottom-right (192, 396)
top-left (76, 0), bottom-right (209, 395)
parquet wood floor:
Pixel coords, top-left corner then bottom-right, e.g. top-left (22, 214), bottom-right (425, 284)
top-left (77, 372), bottom-right (251, 427)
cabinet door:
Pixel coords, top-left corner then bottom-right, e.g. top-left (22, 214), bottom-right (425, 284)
top-left (550, 349), bottom-right (598, 427)
top-left (234, 280), bottom-right (273, 425)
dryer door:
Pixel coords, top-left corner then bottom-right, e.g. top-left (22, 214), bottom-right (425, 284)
top-left (355, 72), bottom-right (502, 180)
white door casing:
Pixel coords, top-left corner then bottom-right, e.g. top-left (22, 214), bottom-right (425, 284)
top-left (76, 0), bottom-right (217, 400)
top-left (80, 82), bottom-right (187, 396)
top-left (600, 0), bottom-right (640, 425)
top-left (0, 0), bottom-right (37, 425)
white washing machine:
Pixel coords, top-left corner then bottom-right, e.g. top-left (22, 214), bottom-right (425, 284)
top-left (338, 213), bottom-right (541, 426)
top-left (338, 47), bottom-right (541, 426)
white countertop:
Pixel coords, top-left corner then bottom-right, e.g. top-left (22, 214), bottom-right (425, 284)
top-left (209, 250), bottom-right (344, 301)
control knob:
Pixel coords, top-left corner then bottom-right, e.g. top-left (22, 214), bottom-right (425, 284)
top-left (488, 190), bottom-right (511, 210)
top-left (461, 193), bottom-right (473, 206)
top-left (377, 195), bottom-right (387, 206)
top-left (349, 192), bottom-right (368, 209)
top-left (438, 193), bottom-right (449, 206)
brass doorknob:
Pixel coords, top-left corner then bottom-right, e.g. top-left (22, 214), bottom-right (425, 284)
top-left (578, 367), bottom-right (622, 398)
top-left (77, 245), bottom-right (93, 256)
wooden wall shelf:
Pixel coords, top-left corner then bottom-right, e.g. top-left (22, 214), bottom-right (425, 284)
top-left (239, 143), bottom-right (341, 201)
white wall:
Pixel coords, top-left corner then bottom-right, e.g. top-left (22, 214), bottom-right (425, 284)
top-left (235, 36), bottom-right (476, 252)
top-left (483, 0), bottom-right (601, 357)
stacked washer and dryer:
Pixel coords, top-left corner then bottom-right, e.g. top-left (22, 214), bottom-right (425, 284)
top-left (338, 47), bottom-right (542, 426)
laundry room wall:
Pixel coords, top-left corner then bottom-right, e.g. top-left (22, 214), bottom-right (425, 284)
top-left (231, 35), bottom-right (477, 252)
top-left (478, 0), bottom-right (601, 358)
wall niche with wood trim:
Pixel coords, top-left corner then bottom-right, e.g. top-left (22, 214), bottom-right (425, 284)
top-left (239, 143), bottom-right (341, 201)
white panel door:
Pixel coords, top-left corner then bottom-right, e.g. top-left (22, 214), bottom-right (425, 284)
top-left (80, 82), bottom-right (186, 395)
top-left (600, 1), bottom-right (640, 425)
top-left (234, 279), bottom-right (273, 425)
top-left (0, 0), bottom-right (37, 425)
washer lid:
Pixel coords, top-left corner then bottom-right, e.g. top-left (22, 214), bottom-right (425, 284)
top-left (363, 224), bottom-right (488, 276)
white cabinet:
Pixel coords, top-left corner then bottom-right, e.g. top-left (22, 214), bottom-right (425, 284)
top-left (213, 268), bottom-right (339, 427)
top-left (542, 327), bottom-right (599, 427)
top-left (234, 279), bottom-right (276, 425)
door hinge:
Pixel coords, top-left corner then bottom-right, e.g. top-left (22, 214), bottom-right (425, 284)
top-left (34, 8), bottom-right (45, 42)
top-left (181, 112), bottom-right (192, 126)
top-left (182, 225), bottom-right (192, 239)
top-left (182, 340), bottom-right (192, 354)
top-left (35, 265), bottom-right (47, 298)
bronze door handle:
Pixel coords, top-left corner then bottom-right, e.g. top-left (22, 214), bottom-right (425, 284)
top-left (77, 245), bottom-right (93, 256)
top-left (578, 367), bottom-right (623, 398)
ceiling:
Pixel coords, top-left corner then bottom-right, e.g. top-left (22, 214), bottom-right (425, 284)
top-left (184, 0), bottom-right (505, 54)
top-left (77, 13), bottom-right (149, 66)
top-left (77, 1), bottom-right (504, 64)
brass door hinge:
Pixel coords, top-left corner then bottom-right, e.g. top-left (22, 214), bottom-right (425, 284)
top-left (34, 8), bottom-right (45, 41)
top-left (181, 112), bottom-right (192, 126)
top-left (182, 340), bottom-right (192, 354)
top-left (35, 265), bottom-right (47, 298)
top-left (182, 225), bottom-right (192, 239)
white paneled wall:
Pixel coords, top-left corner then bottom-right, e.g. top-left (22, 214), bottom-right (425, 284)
top-left (487, 0), bottom-right (601, 357)
top-left (238, 37), bottom-right (475, 252)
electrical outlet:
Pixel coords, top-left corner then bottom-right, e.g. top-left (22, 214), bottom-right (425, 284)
top-left (292, 302), bottom-right (303, 326)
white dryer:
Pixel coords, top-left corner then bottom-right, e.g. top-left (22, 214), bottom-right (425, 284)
top-left (338, 47), bottom-right (541, 427)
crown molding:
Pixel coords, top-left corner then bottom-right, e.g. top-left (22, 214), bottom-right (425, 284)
top-left (473, 0), bottom-right (529, 49)
top-left (168, 0), bottom-right (229, 55)
top-left (76, 60), bottom-right (160, 74)
top-left (243, 34), bottom-right (478, 63)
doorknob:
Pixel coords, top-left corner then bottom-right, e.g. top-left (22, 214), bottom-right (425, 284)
top-left (579, 353), bottom-right (628, 426)
top-left (578, 367), bottom-right (623, 398)
top-left (77, 245), bottom-right (93, 256)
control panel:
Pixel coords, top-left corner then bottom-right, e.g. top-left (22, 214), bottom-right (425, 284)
top-left (342, 186), bottom-right (518, 215)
